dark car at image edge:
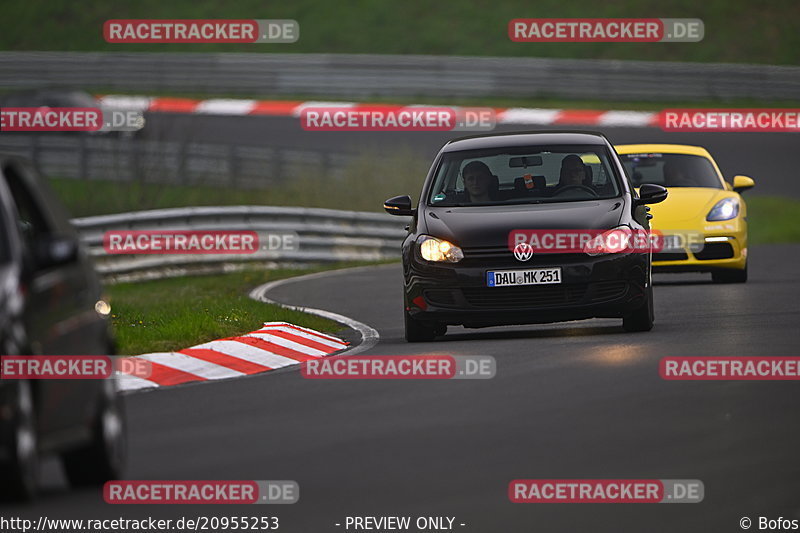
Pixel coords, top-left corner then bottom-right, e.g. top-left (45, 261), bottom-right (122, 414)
top-left (384, 131), bottom-right (668, 342)
top-left (0, 154), bottom-right (126, 501)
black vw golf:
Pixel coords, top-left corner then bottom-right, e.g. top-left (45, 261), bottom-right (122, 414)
top-left (384, 132), bottom-right (668, 342)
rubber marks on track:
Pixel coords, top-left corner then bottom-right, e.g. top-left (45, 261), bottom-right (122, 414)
top-left (98, 95), bottom-right (659, 127)
top-left (117, 322), bottom-right (348, 392)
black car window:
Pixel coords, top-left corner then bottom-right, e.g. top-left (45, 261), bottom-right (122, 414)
top-left (620, 153), bottom-right (723, 189)
top-left (428, 145), bottom-right (622, 206)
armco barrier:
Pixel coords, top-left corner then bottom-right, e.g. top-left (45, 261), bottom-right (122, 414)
top-left (0, 134), bottom-right (355, 187)
top-left (1, 52), bottom-right (799, 102)
top-left (71, 206), bottom-right (406, 283)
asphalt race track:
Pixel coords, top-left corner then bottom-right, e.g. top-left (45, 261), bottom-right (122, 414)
top-left (5, 244), bottom-right (800, 532)
top-left (3, 115), bottom-right (799, 531)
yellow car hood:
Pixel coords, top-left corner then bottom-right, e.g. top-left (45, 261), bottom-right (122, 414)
top-left (645, 188), bottom-right (734, 229)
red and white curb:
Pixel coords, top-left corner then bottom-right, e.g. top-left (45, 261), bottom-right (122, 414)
top-left (117, 321), bottom-right (349, 392)
top-left (99, 95), bottom-right (658, 127)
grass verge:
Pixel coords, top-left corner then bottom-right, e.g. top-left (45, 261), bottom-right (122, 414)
top-left (107, 263), bottom-right (380, 355)
top-left (2, 0), bottom-right (799, 65)
top-left (746, 196), bottom-right (800, 245)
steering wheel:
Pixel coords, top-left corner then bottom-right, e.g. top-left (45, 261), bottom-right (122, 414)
top-left (551, 185), bottom-right (599, 197)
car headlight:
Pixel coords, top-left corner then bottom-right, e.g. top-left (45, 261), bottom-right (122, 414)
top-left (418, 235), bottom-right (464, 263)
top-left (707, 198), bottom-right (739, 221)
top-left (583, 226), bottom-right (635, 256)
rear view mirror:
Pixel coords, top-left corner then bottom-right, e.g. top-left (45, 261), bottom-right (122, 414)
top-left (383, 195), bottom-right (415, 216)
top-left (637, 183), bottom-right (668, 205)
top-left (509, 156), bottom-right (543, 168)
top-left (732, 175), bottom-right (755, 193)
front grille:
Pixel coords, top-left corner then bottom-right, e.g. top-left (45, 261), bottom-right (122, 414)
top-left (694, 242), bottom-right (734, 260)
top-left (462, 246), bottom-right (514, 261)
top-left (461, 246), bottom-right (578, 267)
top-left (654, 251), bottom-right (689, 262)
top-left (462, 284), bottom-right (587, 309)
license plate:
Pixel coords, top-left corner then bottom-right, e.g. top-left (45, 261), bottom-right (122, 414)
top-left (486, 268), bottom-right (562, 287)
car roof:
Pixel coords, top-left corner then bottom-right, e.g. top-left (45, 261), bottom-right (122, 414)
top-left (615, 144), bottom-right (714, 159)
top-left (443, 131), bottom-right (610, 152)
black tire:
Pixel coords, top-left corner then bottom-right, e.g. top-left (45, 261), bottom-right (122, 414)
top-left (61, 381), bottom-right (126, 486)
top-left (623, 285), bottom-right (654, 332)
top-left (712, 263), bottom-right (748, 284)
top-left (404, 308), bottom-right (442, 342)
top-left (0, 381), bottom-right (39, 501)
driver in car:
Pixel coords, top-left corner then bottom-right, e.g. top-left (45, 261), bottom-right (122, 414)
top-left (662, 160), bottom-right (696, 187)
top-left (462, 161), bottom-right (495, 203)
top-left (552, 155), bottom-right (601, 198)
top-left (558, 154), bottom-right (588, 188)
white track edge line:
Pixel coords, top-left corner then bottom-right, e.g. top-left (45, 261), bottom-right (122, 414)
top-left (248, 265), bottom-right (383, 356)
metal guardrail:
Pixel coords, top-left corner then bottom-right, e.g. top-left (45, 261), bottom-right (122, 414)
top-left (0, 134), bottom-right (355, 187)
top-left (1, 52), bottom-right (799, 102)
top-left (72, 206), bottom-right (406, 283)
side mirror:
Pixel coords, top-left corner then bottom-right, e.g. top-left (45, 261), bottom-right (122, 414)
top-left (636, 183), bottom-right (668, 205)
top-left (383, 195), bottom-right (415, 216)
top-left (732, 175), bottom-right (755, 193)
top-left (35, 235), bottom-right (79, 270)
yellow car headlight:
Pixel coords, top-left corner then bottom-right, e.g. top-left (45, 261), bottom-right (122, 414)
top-left (418, 235), bottom-right (464, 263)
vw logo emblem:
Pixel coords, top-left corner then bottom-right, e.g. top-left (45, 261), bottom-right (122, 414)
top-left (513, 242), bottom-right (534, 262)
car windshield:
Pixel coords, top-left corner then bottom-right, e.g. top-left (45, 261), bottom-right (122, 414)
top-left (620, 153), bottom-right (723, 189)
top-left (427, 145), bottom-right (622, 207)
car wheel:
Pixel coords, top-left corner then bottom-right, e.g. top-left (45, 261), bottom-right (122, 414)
top-left (404, 308), bottom-right (442, 342)
top-left (622, 285), bottom-right (654, 332)
top-left (0, 381), bottom-right (39, 501)
top-left (712, 263), bottom-right (748, 284)
top-left (61, 381), bottom-right (126, 486)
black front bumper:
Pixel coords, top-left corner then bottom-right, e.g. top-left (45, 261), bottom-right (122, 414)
top-left (404, 252), bottom-right (649, 328)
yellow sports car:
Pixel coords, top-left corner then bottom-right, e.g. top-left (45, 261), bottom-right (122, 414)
top-left (615, 144), bottom-right (754, 283)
